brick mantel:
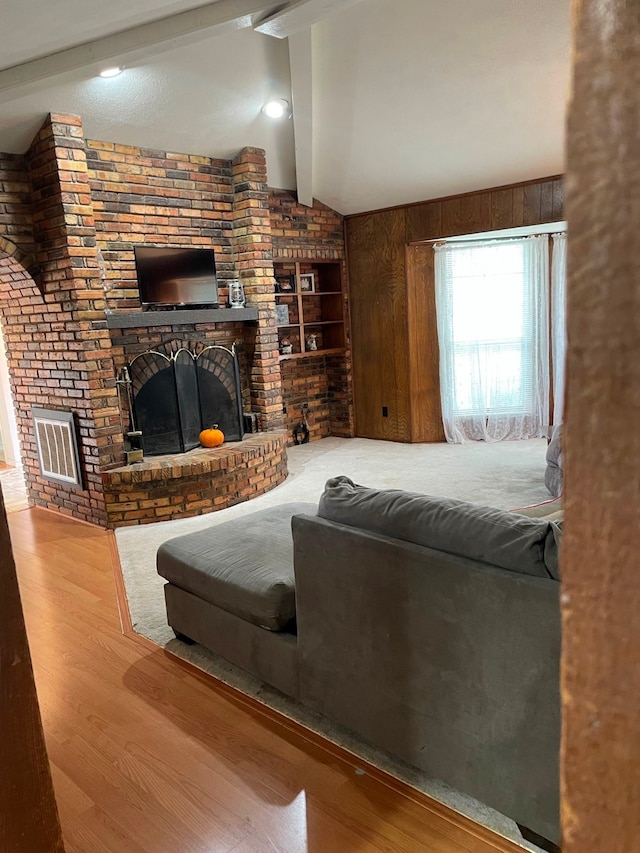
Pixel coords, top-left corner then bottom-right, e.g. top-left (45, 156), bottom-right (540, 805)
top-left (105, 307), bottom-right (259, 328)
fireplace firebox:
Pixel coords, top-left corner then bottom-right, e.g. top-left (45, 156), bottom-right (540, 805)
top-left (128, 344), bottom-right (244, 456)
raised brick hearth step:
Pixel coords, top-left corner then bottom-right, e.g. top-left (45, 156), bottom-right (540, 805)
top-left (101, 431), bottom-right (287, 528)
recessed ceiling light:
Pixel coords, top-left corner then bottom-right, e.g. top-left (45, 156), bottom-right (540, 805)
top-left (262, 99), bottom-right (291, 119)
top-left (99, 67), bottom-right (123, 78)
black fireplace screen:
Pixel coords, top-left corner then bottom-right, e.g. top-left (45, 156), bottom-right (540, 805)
top-left (128, 344), bottom-right (244, 456)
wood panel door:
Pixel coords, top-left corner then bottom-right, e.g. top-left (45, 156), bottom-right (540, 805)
top-left (0, 487), bottom-right (65, 852)
top-left (347, 209), bottom-right (409, 440)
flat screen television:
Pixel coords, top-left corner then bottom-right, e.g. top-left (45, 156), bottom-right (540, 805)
top-left (134, 246), bottom-right (219, 308)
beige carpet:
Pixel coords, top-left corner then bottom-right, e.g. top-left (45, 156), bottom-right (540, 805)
top-left (116, 436), bottom-right (550, 852)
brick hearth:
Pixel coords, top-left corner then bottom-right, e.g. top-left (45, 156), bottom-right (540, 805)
top-left (101, 432), bottom-right (287, 527)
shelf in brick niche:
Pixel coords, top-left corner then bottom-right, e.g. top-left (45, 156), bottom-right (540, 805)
top-left (274, 259), bottom-right (346, 360)
top-left (105, 307), bottom-right (259, 329)
top-left (279, 347), bottom-right (345, 361)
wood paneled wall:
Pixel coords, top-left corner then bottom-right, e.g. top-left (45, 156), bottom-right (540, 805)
top-left (347, 209), bottom-right (409, 440)
top-left (346, 176), bottom-right (564, 441)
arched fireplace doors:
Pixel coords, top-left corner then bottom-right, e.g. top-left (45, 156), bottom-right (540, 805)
top-left (120, 343), bottom-right (244, 456)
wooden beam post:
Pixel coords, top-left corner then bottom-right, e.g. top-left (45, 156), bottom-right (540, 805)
top-left (0, 488), bottom-right (65, 852)
top-left (562, 1), bottom-right (640, 850)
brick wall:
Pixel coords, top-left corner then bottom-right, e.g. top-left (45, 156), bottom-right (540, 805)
top-left (86, 139), bottom-right (248, 400)
top-left (269, 190), bottom-right (345, 259)
top-left (0, 115), bottom-right (122, 525)
top-left (0, 114), bottom-right (355, 526)
top-left (86, 140), bottom-right (236, 310)
top-left (280, 349), bottom-right (354, 443)
top-left (269, 190), bottom-right (354, 444)
top-left (326, 354), bottom-right (355, 437)
top-left (232, 149), bottom-right (283, 430)
top-left (0, 258), bottom-right (107, 521)
top-left (281, 357), bottom-right (332, 441)
top-left (87, 141), bottom-right (284, 432)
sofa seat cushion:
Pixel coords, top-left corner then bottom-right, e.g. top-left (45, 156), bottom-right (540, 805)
top-left (318, 476), bottom-right (560, 580)
top-left (156, 502), bottom-right (317, 631)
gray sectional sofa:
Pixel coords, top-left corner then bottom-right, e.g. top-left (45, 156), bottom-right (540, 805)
top-left (157, 477), bottom-right (562, 847)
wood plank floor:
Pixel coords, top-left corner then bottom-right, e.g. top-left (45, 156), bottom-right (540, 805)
top-left (9, 507), bottom-right (524, 853)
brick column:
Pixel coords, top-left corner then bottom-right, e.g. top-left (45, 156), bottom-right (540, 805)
top-left (231, 147), bottom-right (283, 431)
top-left (24, 113), bottom-right (121, 525)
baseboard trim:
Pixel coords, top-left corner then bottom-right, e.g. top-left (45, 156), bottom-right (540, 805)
top-left (517, 824), bottom-right (560, 853)
top-left (108, 529), bottom-right (133, 634)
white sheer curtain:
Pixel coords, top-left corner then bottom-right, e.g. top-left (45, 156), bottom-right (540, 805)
top-left (551, 232), bottom-right (567, 426)
top-left (434, 235), bottom-right (550, 443)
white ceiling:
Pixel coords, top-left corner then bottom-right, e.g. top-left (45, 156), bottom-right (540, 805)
top-left (0, 0), bottom-right (571, 215)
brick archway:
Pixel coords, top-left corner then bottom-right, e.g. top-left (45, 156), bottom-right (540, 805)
top-left (0, 237), bottom-right (36, 277)
top-left (0, 252), bottom-right (44, 505)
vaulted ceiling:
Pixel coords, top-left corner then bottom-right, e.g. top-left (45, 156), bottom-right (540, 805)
top-left (0, 0), bottom-right (571, 215)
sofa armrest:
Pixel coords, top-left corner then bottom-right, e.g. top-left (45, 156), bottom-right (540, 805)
top-left (291, 513), bottom-right (561, 844)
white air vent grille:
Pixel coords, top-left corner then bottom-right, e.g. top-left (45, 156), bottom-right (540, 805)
top-left (32, 408), bottom-right (83, 488)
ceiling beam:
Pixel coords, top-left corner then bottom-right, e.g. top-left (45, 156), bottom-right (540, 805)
top-left (288, 29), bottom-right (313, 207)
top-left (255, 0), bottom-right (368, 38)
top-left (0, 0), bottom-right (277, 104)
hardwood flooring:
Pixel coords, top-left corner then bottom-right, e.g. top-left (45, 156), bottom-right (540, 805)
top-left (9, 507), bottom-right (524, 853)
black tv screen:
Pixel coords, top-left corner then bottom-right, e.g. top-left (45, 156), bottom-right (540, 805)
top-left (134, 246), bottom-right (219, 308)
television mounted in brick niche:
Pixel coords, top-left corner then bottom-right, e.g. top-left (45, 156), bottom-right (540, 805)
top-left (134, 246), bottom-right (219, 309)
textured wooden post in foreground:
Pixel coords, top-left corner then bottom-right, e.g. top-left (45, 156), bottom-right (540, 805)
top-left (562, 1), bottom-right (640, 850)
top-left (0, 488), bottom-right (65, 852)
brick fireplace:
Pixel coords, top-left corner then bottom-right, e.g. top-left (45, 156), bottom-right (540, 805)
top-left (126, 341), bottom-right (245, 455)
top-left (101, 432), bottom-right (287, 526)
top-left (0, 113), bottom-right (353, 528)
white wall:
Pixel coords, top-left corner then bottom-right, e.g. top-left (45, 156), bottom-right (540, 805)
top-left (0, 324), bottom-right (20, 466)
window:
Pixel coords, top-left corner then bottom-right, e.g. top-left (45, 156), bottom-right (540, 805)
top-left (434, 235), bottom-right (549, 443)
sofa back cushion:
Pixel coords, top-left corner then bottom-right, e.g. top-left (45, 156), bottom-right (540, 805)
top-left (318, 476), bottom-right (560, 580)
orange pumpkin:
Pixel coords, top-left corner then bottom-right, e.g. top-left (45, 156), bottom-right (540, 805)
top-left (199, 425), bottom-right (225, 448)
